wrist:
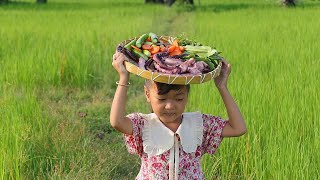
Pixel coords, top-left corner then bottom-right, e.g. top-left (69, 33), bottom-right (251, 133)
top-left (116, 81), bottom-right (130, 87)
top-left (217, 86), bottom-right (228, 92)
top-left (119, 74), bottom-right (130, 83)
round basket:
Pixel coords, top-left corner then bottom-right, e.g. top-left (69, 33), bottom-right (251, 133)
top-left (119, 36), bottom-right (221, 85)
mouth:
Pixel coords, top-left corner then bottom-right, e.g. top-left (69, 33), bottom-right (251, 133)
top-left (163, 113), bottom-right (176, 117)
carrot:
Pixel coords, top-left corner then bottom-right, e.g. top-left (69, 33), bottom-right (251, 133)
top-left (168, 46), bottom-right (176, 53)
top-left (146, 36), bottom-right (152, 42)
top-left (169, 49), bottom-right (182, 56)
top-left (172, 39), bottom-right (179, 47)
top-left (142, 44), bottom-right (152, 50)
top-left (131, 45), bottom-right (142, 52)
top-left (150, 45), bottom-right (160, 54)
top-left (179, 46), bottom-right (185, 51)
top-left (160, 47), bottom-right (166, 52)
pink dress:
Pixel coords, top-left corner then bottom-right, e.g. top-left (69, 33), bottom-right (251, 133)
top-left (124, 112), bottom-right (228, 180)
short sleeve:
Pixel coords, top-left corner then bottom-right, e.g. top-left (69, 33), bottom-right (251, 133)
top-left (123, 113), bottom-right (145, 157)
top-left (202, 114), bottom-right (228, 154)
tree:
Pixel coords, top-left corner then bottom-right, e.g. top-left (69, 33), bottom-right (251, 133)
top-left (145, 0), bottom-right (193, 6)
top-left (0, 0), bottom-right (9, 4)
top-left (282, 0), bottom-right (296, 6)
top-left (145, 0), bottom-right (164, 4)
top-left (36, 0), bottom-right (47, 3)
top-left (0, 0), bottom-right (47, 4)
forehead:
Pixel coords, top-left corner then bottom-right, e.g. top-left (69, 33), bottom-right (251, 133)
top-left (149, 82), bottom-right (188, 95)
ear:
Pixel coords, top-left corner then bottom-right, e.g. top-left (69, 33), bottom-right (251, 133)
top-left (144, 86), bottom-right (151, 102)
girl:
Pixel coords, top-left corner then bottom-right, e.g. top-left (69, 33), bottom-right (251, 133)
top-left (110, 51), bottom-right (247, 179)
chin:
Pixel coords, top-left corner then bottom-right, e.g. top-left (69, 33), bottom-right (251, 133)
top-left (160, 113), bottom-right (181, 122)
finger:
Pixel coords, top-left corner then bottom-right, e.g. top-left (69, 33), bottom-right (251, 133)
top-left (113, 53), bottom-right (120, 60)
top-left (113, 53), bottom-right (123, 62)
top-left (221, 59), bottom-right (229, 65)
top-left (222, 59), bottom-right (231, 69)
top-left (225, 62), bottom-right (231, 74)
top-left (119, 53), bottom-right (129, 62)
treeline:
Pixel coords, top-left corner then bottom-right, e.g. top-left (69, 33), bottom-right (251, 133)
top-left (0, 0), bottom-right (47, 3)
top-left (0, 0), bottom-right (299, 7)
top-left (145, 0), bottom-right (194, 6)
top-left (146, 0), bottom-right (297, 6)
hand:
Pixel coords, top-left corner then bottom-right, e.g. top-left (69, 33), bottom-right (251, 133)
top-left (214, 59), bottom-right (231, 89)
top-left (112, 51), bottom-right (129, 79)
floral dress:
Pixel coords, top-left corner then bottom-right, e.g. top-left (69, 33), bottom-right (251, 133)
top-left (124, 112), bottom-right (228, 180)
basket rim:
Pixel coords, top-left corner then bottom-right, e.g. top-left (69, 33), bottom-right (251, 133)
top-left (123, 61), bottom-right (221, 85)
top-left (118, 36), bottom-right (222, 84)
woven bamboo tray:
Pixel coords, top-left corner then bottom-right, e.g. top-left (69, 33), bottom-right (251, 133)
top-left (119, 36), bottom-right (221, 85)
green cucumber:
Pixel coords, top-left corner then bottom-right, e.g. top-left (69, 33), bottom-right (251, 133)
top-left (194, 56), bottom-right (206, 61)
top-left (133, 49), bottom-right (149, 60)
top-left (124, 39), bottom-right (137, 50)
top-left (135, 34), bottom-right (149, 48)
top-left (143, 50), bottom-right (151, 57)
top-left (204, 61), bottom-right (215, 70)
top-left (143, 41), bottom-right (153, 45)
top-left (149, 32), bottom-right (158, 43)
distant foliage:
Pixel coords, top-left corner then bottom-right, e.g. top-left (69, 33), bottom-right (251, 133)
top-left (282, 0), bottom-right (296, 6)
top-left (37, 0), bottom-right (47, 3)
top-left (145, 0), bottom-right (194, 6)
top-left (0, 0), bottom-right (9, 4)
top-left (0, 0), bottom-right (47, 3)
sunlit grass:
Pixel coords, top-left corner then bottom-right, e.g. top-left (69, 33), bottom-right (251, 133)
top-left (0, 0), bottom-right (174, 178)
top-left (1, 0), bottom-right (319, 179)
top-left (187, 2), bottom-right (320, 179)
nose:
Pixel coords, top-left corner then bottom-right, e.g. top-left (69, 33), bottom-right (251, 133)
top-left (165, 100), bottom-right (175, 110)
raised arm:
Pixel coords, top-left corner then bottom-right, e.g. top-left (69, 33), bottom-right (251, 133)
top-left (110, 52), bottom-right (133, 135)
top-left (214, 60), bottom-right (247, 137)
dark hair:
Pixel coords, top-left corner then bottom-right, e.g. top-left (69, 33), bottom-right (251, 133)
top-left (145, 80), bottom-right (190, 95)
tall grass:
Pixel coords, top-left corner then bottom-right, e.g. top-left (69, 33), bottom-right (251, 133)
top-left (0, 0), bottom-right (175, 178)
top-left (186, 1), bottom-right (320, 178)
top-left (1, 0), bottom-right (319, 179)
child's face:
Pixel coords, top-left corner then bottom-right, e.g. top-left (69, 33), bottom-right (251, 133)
top-left (144, 83), bottom-right (188, 124)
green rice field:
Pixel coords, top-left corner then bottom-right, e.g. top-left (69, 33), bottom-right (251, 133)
top-left (1, 0), bottom-right (319, 179)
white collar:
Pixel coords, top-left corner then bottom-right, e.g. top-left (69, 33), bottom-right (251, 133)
top-left (142, 112), bottom-right (203, 156)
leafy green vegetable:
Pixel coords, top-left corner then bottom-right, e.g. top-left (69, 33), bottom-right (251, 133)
top-left (175, 33), bottom-right (223, 70)
top-left (175, 34), bottom-right (202, 46)
top-left (182, 44), bottom-right (223, 70)
top-left (184, 45), bottom-right (217, 57)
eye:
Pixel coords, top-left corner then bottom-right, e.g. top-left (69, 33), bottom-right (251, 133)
top-left (157, 98), bottom-right (166, 101)
top-left (176, 98), bottom-right (184, 101)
